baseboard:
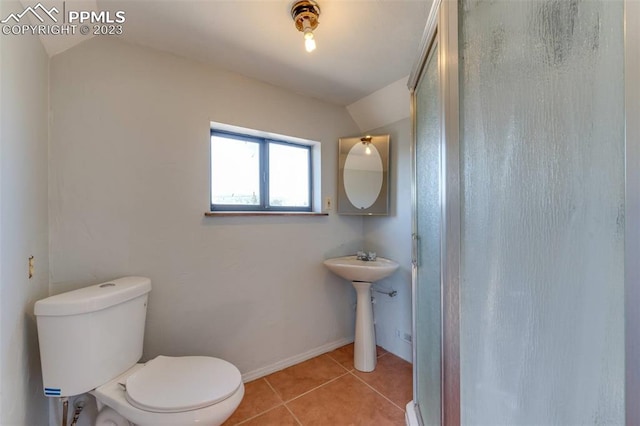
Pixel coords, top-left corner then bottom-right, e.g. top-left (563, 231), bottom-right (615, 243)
top-left (405, 401), bottom-right (419, 426)
top-left (241, 337), bottom-right (354, 382)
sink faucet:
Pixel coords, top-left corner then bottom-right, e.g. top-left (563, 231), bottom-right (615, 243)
top-left (356, 251), bottom-right (377, 261)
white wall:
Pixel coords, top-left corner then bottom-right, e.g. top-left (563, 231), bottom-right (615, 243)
top-left (363, 118), bottom-right (413, 362)
top-left (347, 77), bottom-right (410, 132)
top-left (49, 37), bottom-right (363, 377)
top-left (0, 1), bottom-right (51, 424)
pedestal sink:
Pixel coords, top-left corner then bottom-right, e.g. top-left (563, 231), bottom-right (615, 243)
top-left (323, 255), bottom-right (399, 372)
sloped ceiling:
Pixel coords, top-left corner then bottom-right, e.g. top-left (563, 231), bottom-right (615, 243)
top-left (97, 0), bottom-right (430, 105)
top-left (26, 0), bottom-right (429, 105)
top-left (18, 0), bottom-right (98, 55)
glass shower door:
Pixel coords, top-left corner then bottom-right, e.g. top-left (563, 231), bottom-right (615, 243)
top-left (411, 0), bottom-right (628, 424)
top-left (458, 0), bottom-right (625, 423)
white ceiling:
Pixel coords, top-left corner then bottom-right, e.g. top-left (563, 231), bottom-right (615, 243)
top-left (88, 0), bottom-right (430, 105)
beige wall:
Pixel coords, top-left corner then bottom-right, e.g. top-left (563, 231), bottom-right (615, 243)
top-left (49, 37), bottom-right (363, 376)
top-left (0, 1), bottom-right (51, 424)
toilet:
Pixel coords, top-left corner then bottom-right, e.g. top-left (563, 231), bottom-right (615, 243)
top-left (34, 276), bottom-right (244, 426)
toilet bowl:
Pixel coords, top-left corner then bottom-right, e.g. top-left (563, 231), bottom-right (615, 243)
top-left (34, 277), bottom-right (244, 426)
top-left (92, 357), bottom-right (244, 426)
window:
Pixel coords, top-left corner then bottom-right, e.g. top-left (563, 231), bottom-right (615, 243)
top-left (210, 130), bottom-right (312, 211)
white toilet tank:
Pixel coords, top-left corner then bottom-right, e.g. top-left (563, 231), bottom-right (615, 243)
top-left (35, 277), bottom-right (151, 397)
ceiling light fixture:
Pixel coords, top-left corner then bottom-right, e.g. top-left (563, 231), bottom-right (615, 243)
top-left (361, 135), bottom-right (373, 155)
top-left (291, 0), bottom-right (321, 53)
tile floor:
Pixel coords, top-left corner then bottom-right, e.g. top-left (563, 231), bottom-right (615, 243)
top-left (223, 343), bottom-right (412, 426)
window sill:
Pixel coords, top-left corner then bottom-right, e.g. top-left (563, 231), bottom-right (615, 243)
top-left (204, 211), bottom-right (329, 217)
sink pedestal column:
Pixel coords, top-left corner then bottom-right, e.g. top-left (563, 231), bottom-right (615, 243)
top-left (352, 281), bottom-right (376, 372)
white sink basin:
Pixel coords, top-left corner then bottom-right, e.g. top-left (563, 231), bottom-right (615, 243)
top-left (323, 255), bottom-right (399, 283)
top-left (323, 255), bottom-right (399, 372)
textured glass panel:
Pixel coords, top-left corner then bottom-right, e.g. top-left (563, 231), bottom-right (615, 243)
top-left (211, 135), bottom-right (260, 205)
top-left (268, 143), bottom-right (310, 207)
top-left (415, 44), bottom-right (442, 425)
top-left (459, 1), bottom-right (624, 424)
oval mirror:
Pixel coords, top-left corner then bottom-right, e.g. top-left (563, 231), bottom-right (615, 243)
top-left (343, 143), bottom-right (383, 209)
top-left (337, 134), bottom-right (390, 215)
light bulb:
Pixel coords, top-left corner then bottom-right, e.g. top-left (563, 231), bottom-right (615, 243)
top-left (365, 145), bottom-right (372, 155)
top-left (305, 37), bottom-right (316, 52)
top-left (304, 29), bottom-right (316, 52)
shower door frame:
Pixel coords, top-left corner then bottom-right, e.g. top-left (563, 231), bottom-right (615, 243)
top-left (625, 0), bottom-right (640, 424)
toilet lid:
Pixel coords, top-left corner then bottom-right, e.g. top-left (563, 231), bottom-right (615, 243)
top-left (125, 356), bottom-right (242, 413)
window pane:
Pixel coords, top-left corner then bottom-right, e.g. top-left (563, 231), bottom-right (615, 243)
top-left (269, 143), bottom-right (310, 207)
top-left (211, 135), bottom-right (260, 206)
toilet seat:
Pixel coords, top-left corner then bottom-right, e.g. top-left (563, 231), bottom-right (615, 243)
top-left (125, 356), bottom-right (242, 413)
top-left (92, 358), bottom-right (245, 426)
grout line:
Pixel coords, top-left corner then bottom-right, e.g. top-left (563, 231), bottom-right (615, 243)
top-left (283, 403), bottom-right (304, 426)
top-left (349, 371), bottom-right (406, 412)
top-left (325, 352), bottom-right (351, 372)
top-left (233, 379), bottom-right (285, 425)
top-left (263, 377), bottom-right (285, 403)
top-left (284, 371), bottom-right (351, 403)
top-left (234, 403), bottom-right (285, 425)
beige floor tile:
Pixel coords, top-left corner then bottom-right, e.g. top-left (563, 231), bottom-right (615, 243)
top-left (352, 353), bottom-right (413, 408)
top-left (239, 405), bottom-right (299, 426)
top-left (286, 373), bottom-right (405, 426)
top-left (222, 379), bottom-right (282, 425)
top-left (265, 354), bottom-right (348, 401)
